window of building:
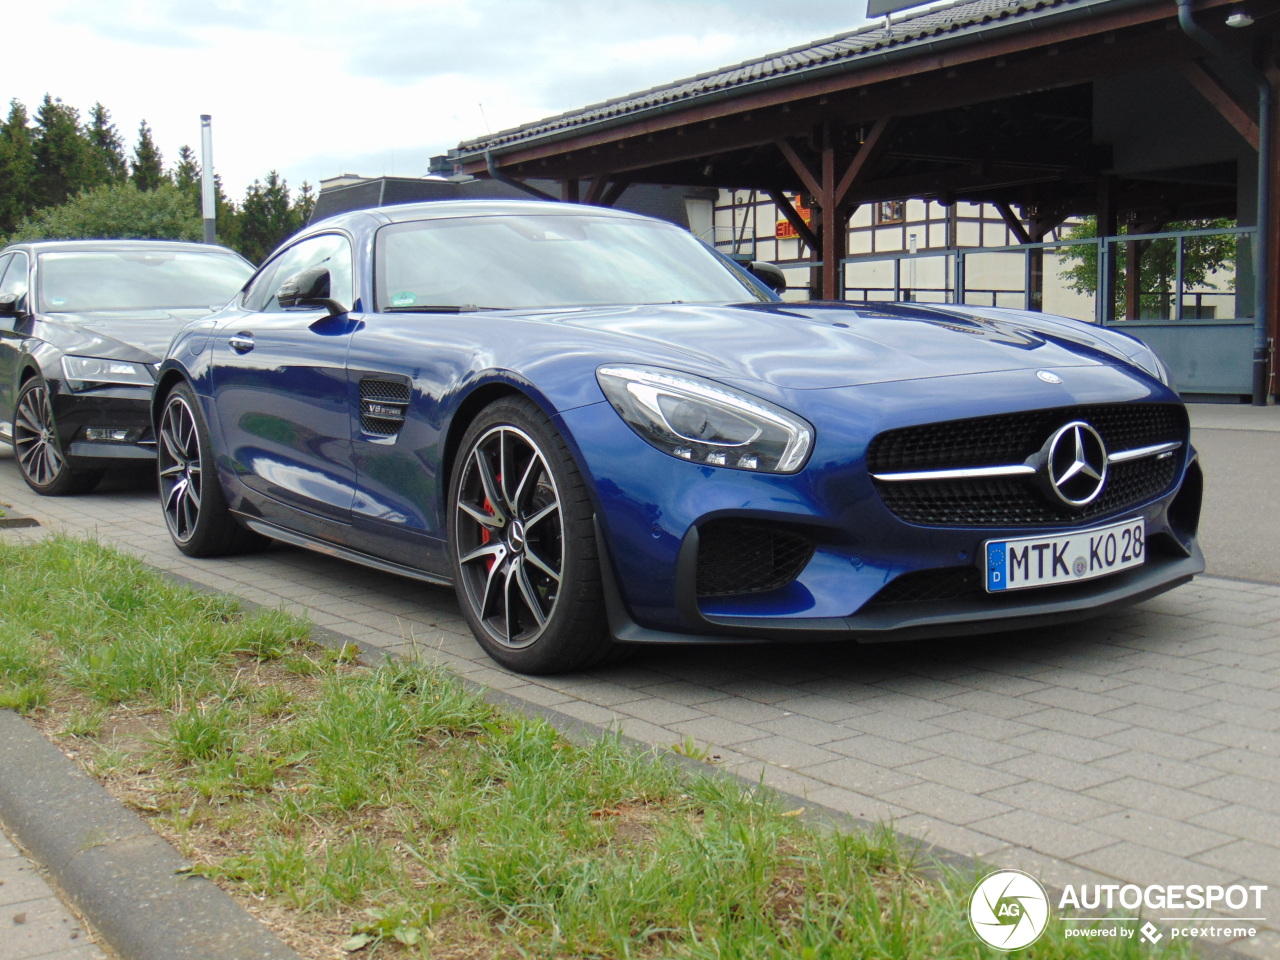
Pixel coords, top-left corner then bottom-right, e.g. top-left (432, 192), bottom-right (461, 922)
top-left (876, 201), bottom-right (906, 225)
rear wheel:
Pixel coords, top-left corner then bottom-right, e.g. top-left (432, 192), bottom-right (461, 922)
top-left (449, 397), bottom-right (613, 673)
top-left (157, 382), bottom-right (264, 556)
top-left (13, 378), bottom-right (103, 496)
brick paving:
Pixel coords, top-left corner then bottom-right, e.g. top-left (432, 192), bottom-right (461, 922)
top-left (0, 827), bottom-right (105, 960)
top-left (3, 414), bottom-right (1280, 956)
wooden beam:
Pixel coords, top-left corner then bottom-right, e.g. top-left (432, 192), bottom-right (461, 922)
top-left (774, 138), bottom-right (823, 200)
top-left (599, 180), bottom-right (629, 208)
top-left (767, 189), bottom-right (819, 252)
top-left (584, 174), bottom-right (610, 206)
top-left (995, 201), bottom-right (1032, 245)
top-left (1178, 60), bottom-right (1260, 150)
top-left (834, 117), bottom-right (894, 207)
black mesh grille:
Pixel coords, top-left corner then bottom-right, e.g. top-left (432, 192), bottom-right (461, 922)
top-left (868, 403), bottom-right (1186, 527)
top-left (867, 403), bottom-right (1185, 473)
top-left (696, 522), bottom-right (814, 598)
top-left (359, 379), bottom-right (409, 436)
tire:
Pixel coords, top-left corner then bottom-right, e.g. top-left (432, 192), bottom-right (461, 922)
top-left (157, 382), bottom-right (265, 557)
top-left (12, 378), bottom-right (104, 496)
top-left (449, 397), bottom-right (614, 673)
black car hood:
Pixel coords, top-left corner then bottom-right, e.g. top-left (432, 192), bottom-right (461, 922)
top-left (39, 309), bottom-right (214, 361)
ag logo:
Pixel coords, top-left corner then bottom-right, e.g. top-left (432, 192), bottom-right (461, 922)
top-left (969, 869), bottom-right (1050, 950)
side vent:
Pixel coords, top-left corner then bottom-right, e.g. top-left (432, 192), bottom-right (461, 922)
top-left (359, 379), bottom-right (410, 438)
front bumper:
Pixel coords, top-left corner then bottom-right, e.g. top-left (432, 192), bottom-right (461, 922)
top-left (558, 369), bottom-right (1203, 644)
top-left (51, 383), bottom-right (156, 464)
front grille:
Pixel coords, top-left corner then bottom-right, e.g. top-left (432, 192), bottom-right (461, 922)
top-left (359, 379), bottom-right (410, 437)
top-left (695, 522), bottom-right (814, 598)
top-left (868, 403), bottom-right (1186, 527)
top-left (868, 403), bottom-right (1185, 473)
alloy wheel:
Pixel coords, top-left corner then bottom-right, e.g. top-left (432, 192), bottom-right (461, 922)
top-left (13, 381), bottom-right (66, 487)
top-left (454, 424), bottom-right (564, 649)
top-left (158, 393), bottom-right (204, 542)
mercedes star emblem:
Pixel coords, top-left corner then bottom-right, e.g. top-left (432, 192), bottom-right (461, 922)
top-left (1045, 420), bottom-right (1108, 507)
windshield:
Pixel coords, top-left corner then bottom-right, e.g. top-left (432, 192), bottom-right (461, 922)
top-left (376, 214), bottom-right (764, 310)
top-left (37, 249), bottom-right (253, 313)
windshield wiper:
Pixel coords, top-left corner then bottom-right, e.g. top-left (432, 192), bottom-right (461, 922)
top-left (382, 304), bottom-right (495, 313)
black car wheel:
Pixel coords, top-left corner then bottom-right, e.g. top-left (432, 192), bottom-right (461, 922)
top-left (12, 378), bottom-right (104, 496)
top-left (157, 382), bottom-right (264, 557)
top-left (449, 397), bottom-right (613, 673)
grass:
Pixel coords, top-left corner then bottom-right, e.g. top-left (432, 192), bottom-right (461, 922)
top-left (0, 535), bottom-right (1198, 959)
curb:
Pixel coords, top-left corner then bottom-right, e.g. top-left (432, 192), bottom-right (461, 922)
top-left (0, 710), bottom-right (300, 960)
top-left (0, 505), bottom-right (39, 529)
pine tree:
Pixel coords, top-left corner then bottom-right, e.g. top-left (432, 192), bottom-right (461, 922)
top-left (84, 102), bottom-right (127, 186)
top-left (0, 99), bottom-right (39, 236)
top-left (237, 171), bottom-right (300, 263)
top-left (131, 120), bottom-right (165, 191)
top-left (33, 94), bottom-right (93, 209)
top-left (173, 144), bottom-right (202, 220)
top-left (294, 181), bottom-right (316, 227)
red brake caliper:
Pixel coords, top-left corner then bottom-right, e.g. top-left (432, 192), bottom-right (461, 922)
top-left (480, 477), bottom-right (500, 572)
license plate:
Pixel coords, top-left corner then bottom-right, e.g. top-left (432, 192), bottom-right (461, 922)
top-left (984, 518), bottom-right (1145, 592)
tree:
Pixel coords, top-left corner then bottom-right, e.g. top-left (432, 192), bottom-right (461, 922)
top-left (173, 144), bottom-right (200, 191)
top-left (84, 102), bottom-right (128, 186)
top-left (237, 170), bottom-right (300, 263)
top-left (1059, 216), bottom-right (1238, 320)
top-left (294, 181), bottom-right (316, 226)
top-left (5, 182), bottom-right (202, 244)
top-left (0, 100), bottom-right (39, 235)
top-left (131, 120), bottom-right (165, 191)
top-left (33, 94), bottom-right (93, 209)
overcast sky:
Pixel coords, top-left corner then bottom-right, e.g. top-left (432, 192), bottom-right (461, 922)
top-left (7, 1), bottom-right (881, 201)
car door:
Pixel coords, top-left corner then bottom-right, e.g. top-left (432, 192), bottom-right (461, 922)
top-left (210, 233), bottom-right (360, 530)
top-left (0, 252), bottom-right (30, 441)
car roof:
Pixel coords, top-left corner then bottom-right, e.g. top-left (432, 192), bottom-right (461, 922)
top-left (2, 239), bottom-right (245, 257)
top-left (301, 198), bottom-right (654, 239)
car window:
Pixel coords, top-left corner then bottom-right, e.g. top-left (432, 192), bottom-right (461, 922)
top-left (0, 252), bottom-right (29, 304)
top-left (35, 250), bottom-right (249, 313)
top-left (252, 234), bottom-right (353, 314)
top-left (375, 214), bottom-right (763, 311)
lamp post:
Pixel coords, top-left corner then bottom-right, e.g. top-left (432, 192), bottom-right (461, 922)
top-left (200, 115), bottom-right (216, 244)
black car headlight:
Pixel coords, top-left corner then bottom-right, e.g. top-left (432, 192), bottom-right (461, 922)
top-left (596, 364), bottom-right (812, 473)
top-left (61, 356), bottom-right (155, 390)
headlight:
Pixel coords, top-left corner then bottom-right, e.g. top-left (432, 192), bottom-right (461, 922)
top-left (596, 364), bottom-right (812, 473)
top-left (1132, 348), bottom-right (1173, 387)
top-left (61, 356), bottom-right (155, 389)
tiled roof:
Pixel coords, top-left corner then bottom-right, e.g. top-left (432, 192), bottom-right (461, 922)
top-left (456, 0), bottom-right (1087, 155)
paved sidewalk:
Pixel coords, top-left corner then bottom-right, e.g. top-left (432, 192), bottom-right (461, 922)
top-left (2, 404), bottom-right (1279, 957)
top-left (0, 826), bottom-right (105, 960)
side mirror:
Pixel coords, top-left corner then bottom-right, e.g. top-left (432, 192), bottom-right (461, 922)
top-left (0, 293), bottom-right (19, 319)
top-left (277, 265), bottom-right (346, 317)
top-left (748, 261), bottom-right (787, 295)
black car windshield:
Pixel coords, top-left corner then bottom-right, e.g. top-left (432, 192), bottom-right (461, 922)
top-left (376, 214), bottom-right (765, 310)
top-left (37, 250), bottom-right (253, 313)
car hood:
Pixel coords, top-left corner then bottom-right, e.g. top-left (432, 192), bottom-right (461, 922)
top-left (41, 308), bottom-right (214, 361)
top-left (532, 301), bottom-right (1153, 390)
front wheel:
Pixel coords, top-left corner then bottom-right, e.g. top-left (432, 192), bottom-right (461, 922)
top-left (449, 397), bottom-right (613, 673)
top-left (157, 382), bottom-right (264, 557)
top-left (13, 378), bottom-right (104, 496)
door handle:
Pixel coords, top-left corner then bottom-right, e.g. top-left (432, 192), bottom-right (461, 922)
top-left (229, 333), bottom-right (254, 353)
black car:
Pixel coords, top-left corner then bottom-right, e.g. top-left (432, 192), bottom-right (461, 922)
top-left (0, 240), bottom-right (253, 495)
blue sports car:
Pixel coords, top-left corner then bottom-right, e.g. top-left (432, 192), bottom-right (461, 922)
top-left (153, 200), bottom-right (1203, 673)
